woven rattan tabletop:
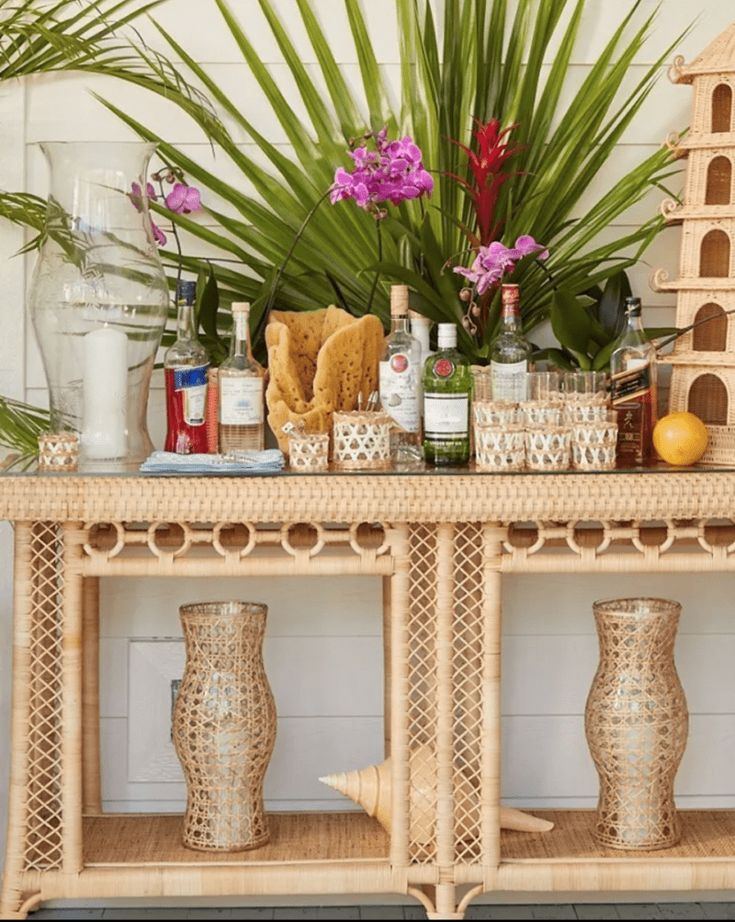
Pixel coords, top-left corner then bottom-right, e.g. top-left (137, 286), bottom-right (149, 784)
top-left (1, 466), bottom-right (735, 523)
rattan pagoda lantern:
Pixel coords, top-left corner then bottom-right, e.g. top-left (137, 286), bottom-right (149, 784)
top-left (654, 22), bottom-right (735, 464)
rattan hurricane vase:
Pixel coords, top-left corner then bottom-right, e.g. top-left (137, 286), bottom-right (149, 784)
top-left (172, 601), bottom-right (276, 852)
top-left (585, 598), bottom-right (689, 851)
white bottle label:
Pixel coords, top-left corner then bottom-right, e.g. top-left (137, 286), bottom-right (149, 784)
top-left (379, 357), bottom-right (420, 433)
top-left (490, 359), bottom-right (528, 402)
top-left (424, 394), bottom-right (469, 439)
top-left (174, 364), bottom-right (208, 427)
top-left (220, 376), bottom-right (264, 425)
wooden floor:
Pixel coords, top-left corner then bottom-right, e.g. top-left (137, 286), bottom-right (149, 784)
top-left (83, 812), bottom-right (389, 866)
top-left (502, 809), bottom-right (735, 860)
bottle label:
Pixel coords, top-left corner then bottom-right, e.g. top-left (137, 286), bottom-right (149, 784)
top-left (220, 376), bottom-right (264, 425)
top-left (173, 364), bottom-right (208, 427)
top-left (424, 393), bottom-right (469, 439)
top-left (611, 359), bottom-right (651, 407)
top-left (490, 360), bottom-right (528, 402)
top-left (380, 357), bottom-right (420, 433)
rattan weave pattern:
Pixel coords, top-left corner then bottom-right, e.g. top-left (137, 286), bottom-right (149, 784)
top-left (24, 522), bottom-right (64, 871)
top-left (4, 472), bottom-right (735, 524)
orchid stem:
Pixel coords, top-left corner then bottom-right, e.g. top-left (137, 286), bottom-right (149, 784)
top-left (366, 218), bottom-right (383, 315)
top-left (157, 178), bottom-right (183, 303)
top-left (264, 187), bottom-right (331, 322)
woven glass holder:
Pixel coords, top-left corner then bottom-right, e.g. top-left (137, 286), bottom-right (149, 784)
top-left (474, 424), bottom-right (526, 472)
top-left (473, 400), bottom-right (520, 427)
top-left (172, 601), bottom-right (276, 852)
top-left (526, 427), bottom-right (571, 471)
top-left (585, 598), bottom-right (688, 851)
top-left (332, 411), bottom-right (391, 471)
top-left (564, 401), bottom-right (611, 425)
top-left (572, 421), bottom-right (618, 471)
top-left (38, 432), bottom-right (80, 472)
top-left (522, 400), bottom-right (564, 429)
top-left (288, 432), bottom-right (329, 472)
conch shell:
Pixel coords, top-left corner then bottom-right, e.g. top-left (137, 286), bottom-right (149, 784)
top-left (321, 745), bottom-right (553, 844)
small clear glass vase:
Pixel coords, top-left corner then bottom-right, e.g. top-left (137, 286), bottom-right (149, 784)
top-left (28, 142), bottom-right (169, 468)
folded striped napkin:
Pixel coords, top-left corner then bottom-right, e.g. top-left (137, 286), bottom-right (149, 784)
top-left (140, 449), bottom-right (285, 475)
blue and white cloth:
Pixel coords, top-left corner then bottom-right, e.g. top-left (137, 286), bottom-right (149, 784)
top-left (140, 449), bottom-right (285, 475)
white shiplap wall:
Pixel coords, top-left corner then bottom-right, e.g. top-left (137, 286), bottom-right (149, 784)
top-left (1, 0), bottom-right (735, 867)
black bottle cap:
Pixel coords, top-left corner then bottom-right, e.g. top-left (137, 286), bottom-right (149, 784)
top-left (625, 296), bottom-right (642, 317)
top-left (176, 280), bottom-right (197, 305)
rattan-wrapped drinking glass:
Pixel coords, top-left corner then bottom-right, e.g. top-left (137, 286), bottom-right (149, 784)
top-left (288, 432), bottom-right (329, 471)
top-left (521, 401), bottom-right (564, 428)
top-left (585, 598), bottom-right (688, 851)
top-left (172, 601), bottom-right (277, 852)
top-left (525, 427), bottom-right (571, 471)
top-left (38, 432), bottom-right (80, 472)
top-left (474, 424), bottom-right (526, 471)
top-left (473, 400), bottom-right (520, 427)
top-left (572, 418), bottom-right (618, 471)
top-left (332, 411), bottom-right (391, 470)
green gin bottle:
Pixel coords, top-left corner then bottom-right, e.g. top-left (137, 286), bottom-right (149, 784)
top-left (423, 323), bottom-right (472, 466)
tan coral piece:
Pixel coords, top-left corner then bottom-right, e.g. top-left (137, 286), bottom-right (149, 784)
top-left (320, 748), bottom-right (553, 844)
top-left (266, 305), bottom-right (384, 452)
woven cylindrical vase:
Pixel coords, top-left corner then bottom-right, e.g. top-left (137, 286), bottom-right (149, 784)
top-left (585, 598), bottom-right (688, 851)
top-left (173, 601), bottom-right (276, 852)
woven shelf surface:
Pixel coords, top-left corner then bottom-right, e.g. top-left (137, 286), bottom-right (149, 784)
top-left (82, 813), bottom-right (389, 866)
top-left (4, 470), bottom-right (735, 523)
top-left (502, 809), bottom-right (735, 861)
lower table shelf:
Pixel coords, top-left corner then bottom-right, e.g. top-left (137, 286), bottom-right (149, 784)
top-left (502, 809), bottom-right (735, 861)
top-left (83, 811), bottom-right (389, 867)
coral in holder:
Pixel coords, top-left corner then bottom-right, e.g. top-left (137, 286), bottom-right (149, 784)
top-left (266, 306), bottom-right (384, 453)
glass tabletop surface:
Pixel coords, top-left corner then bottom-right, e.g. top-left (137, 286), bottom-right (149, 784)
top-left (2, 460), bottom-right (735, 477)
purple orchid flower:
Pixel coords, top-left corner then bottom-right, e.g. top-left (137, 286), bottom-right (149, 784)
top-left (454, 235), bottom-right (548, 294)
top-left (165, 183), bottom-right (202, 215)
top-left (330, 129), bottom-right (433, 212)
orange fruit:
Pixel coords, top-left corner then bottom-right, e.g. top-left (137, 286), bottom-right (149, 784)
top-left (652, 412), bottom-right (709, 466)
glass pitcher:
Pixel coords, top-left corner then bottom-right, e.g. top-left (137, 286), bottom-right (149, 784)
top-left (28, 142), bottom-right (169, 468)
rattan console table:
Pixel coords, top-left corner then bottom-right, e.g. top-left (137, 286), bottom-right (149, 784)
top-left (3, 469), bottom-right (735, 920)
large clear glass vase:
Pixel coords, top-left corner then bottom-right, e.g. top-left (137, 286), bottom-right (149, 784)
top-left (29, 142), bottom-right (169, 468)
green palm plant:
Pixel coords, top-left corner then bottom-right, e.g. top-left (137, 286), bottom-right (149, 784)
top-left (93, 0), bottom-right (686, 363)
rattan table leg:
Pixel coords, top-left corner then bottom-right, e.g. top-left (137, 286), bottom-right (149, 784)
top-left (382, 575), bottom-right (392, 759)
top-left (388, 524), bottom-right (410, 870)
top-left (482, 525), bottom-right (504, 880)
top-left (61, 526), bottom-right (85, 873)
top-left (0, 524), bottom-right (37, 919)
top-left (82, 577), bottom-right (102, 815)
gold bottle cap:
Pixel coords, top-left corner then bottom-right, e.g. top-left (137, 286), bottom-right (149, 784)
top-left (390, 285), bottom-right (410, 318)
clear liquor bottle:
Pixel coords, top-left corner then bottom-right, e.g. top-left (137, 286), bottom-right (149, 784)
top-left (423, 323), bottom-right (472, 466)
top-left (218, 302), bottom-right (266, 453)
top-left (164, 280), bottom-right (209, 454)
top-left (379, 286), bottom-right (422, 462)
top-left (490, 283), bottom-right (533, 401)
top-left (610, 297), bottom-right (658, 467)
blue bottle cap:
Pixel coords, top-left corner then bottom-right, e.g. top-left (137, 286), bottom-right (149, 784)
top-left (176, 280), bottom-right (197, 304)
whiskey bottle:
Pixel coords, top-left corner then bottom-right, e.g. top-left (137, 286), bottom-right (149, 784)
top-left (218, 302), bottom-right (266, 452)
top-left (164, 280), bottom-right (209, 454)
top-left (423, 323), bottom-right (472, 466)
top-left (379, 286), bottom-right (422, 462)
top-left (610, 297), bottom-right (657, 467)
top-left (490, 284), bottom-right (533, 401)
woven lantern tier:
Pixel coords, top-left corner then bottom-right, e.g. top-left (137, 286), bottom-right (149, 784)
top-left (654, 22), bottom-right (735, 464)
top-left (172, 601), bottom-right (276, 852)
top-left (332, 411), bottom-right (391, 470)
top-left (585, 598), bottom-right (688, 851)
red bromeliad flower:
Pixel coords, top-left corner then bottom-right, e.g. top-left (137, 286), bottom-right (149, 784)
top-left (448, 119), bottom-right (523, 246)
